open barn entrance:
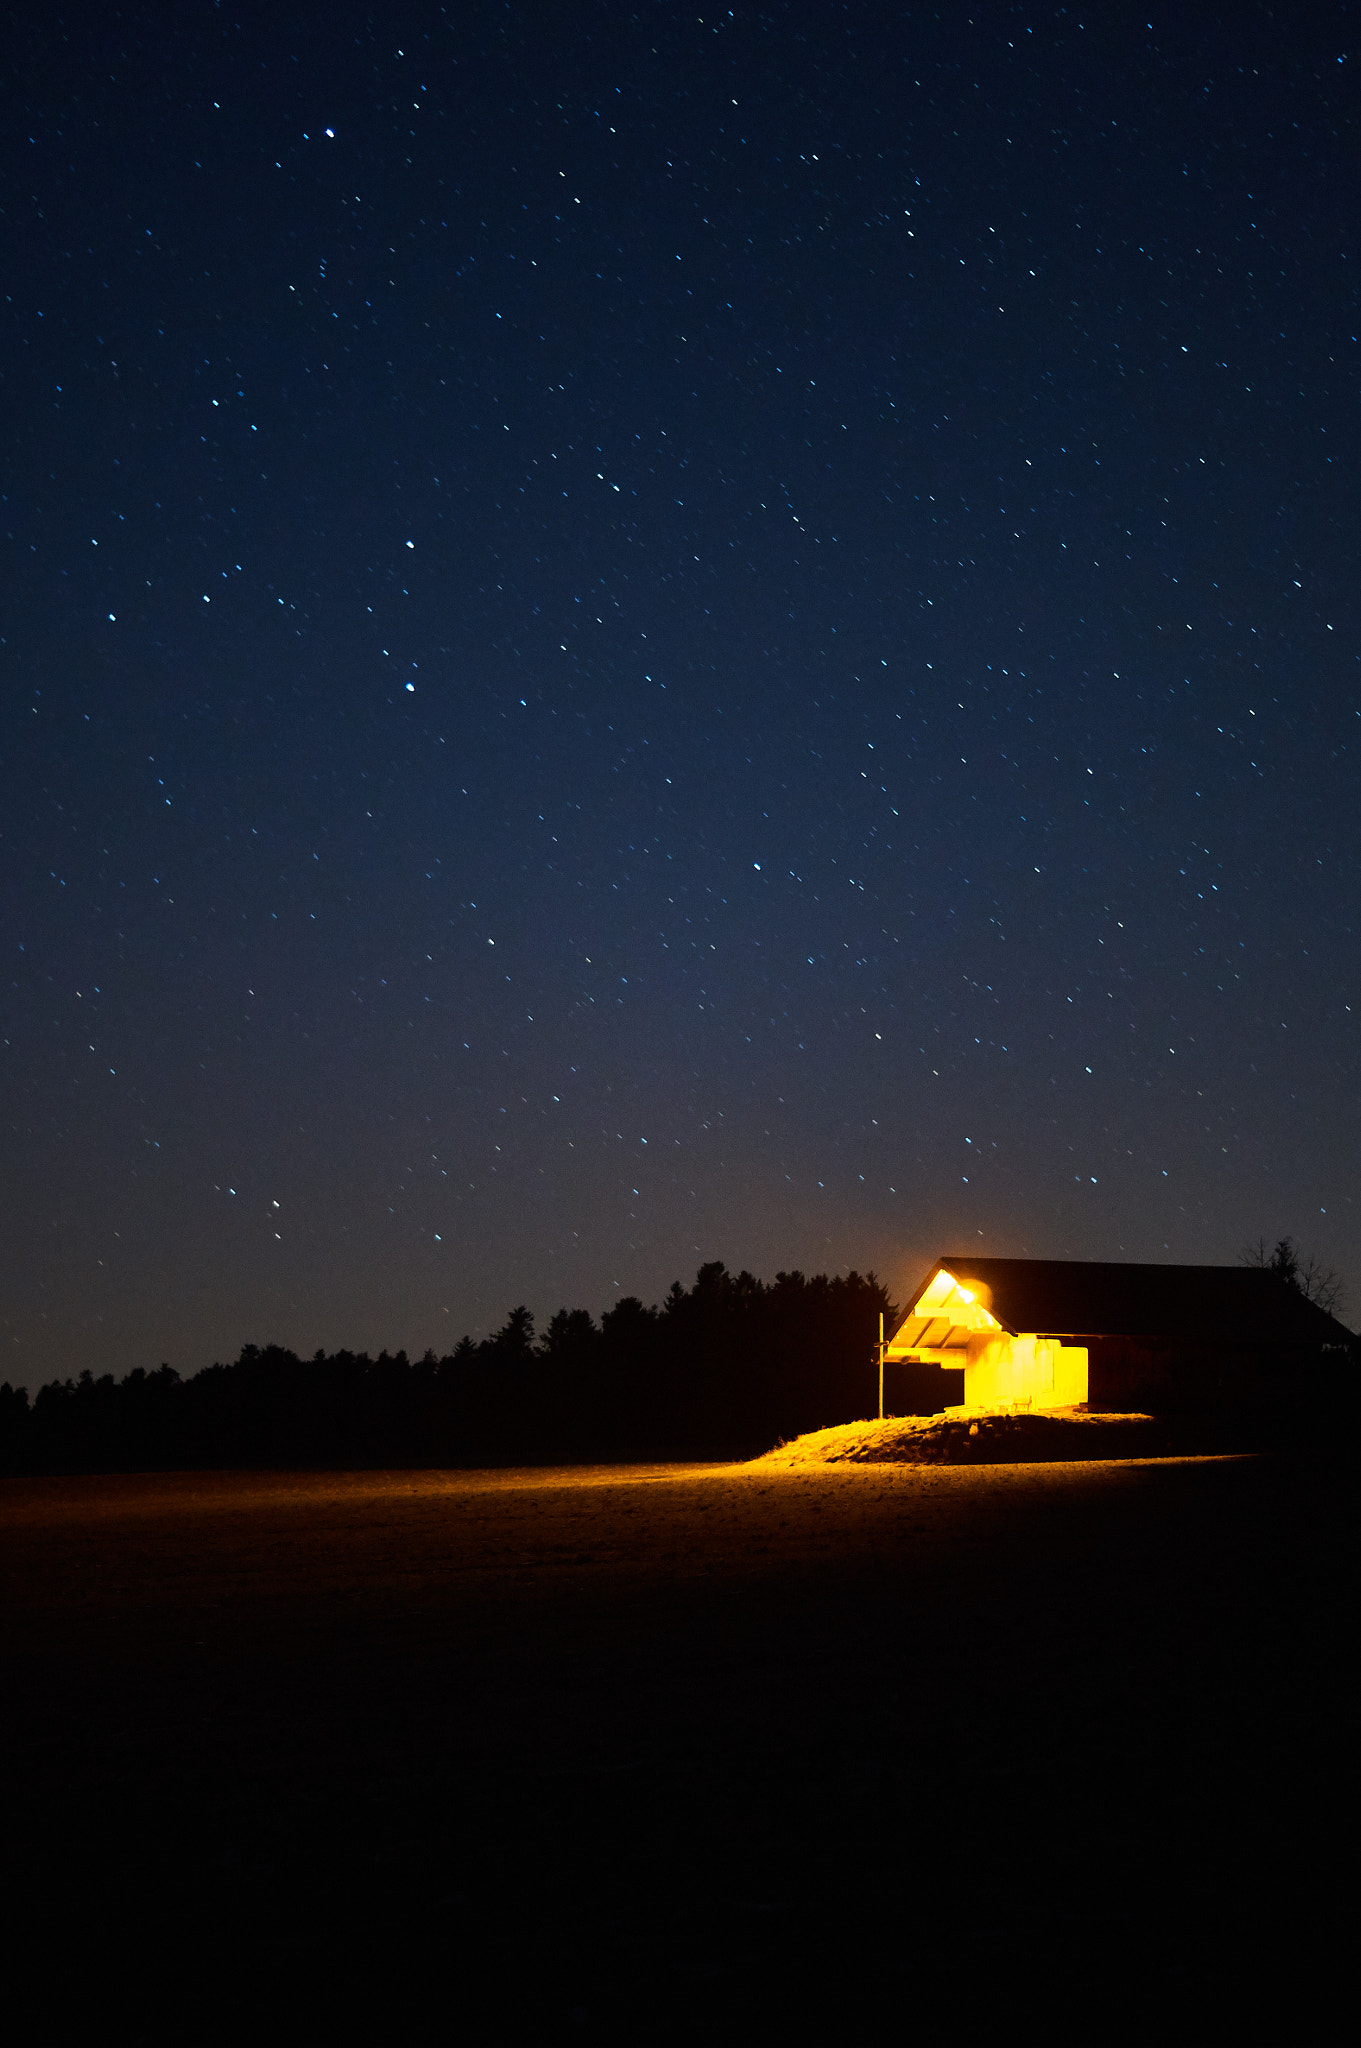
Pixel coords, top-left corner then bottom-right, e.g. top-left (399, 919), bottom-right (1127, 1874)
top-left (882, 1355), bottom-right (965, 1417)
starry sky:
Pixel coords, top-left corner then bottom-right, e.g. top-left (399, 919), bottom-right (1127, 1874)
top-left (4, 1), bottom-right (1357, 1391)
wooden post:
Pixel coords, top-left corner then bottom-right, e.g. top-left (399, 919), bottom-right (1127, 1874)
top-left (878, 1311), bottom-right (884, 1421)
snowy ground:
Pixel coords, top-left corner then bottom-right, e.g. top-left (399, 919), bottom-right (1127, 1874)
top-left (4, 1446), bottom-right (1334, 2029)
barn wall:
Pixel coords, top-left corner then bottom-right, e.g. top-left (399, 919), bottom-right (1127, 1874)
top-left (1085, 1336), bottom-right (1178, 1410)
top-left (1085, 1336), bottom-right (1328, 1410)
top-left (963, 1333), bottom-right (1088, 1408)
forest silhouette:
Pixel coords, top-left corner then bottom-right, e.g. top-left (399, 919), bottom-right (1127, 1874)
top-left (0, 1263), bottom-right (906, 1473)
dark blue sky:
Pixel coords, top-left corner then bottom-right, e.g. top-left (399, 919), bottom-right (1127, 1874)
top-left (4, 1), bottom-right (1357, 1389)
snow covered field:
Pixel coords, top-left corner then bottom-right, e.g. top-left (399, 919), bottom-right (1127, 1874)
top-left (4, 1447), bottom-right (1335, 2028)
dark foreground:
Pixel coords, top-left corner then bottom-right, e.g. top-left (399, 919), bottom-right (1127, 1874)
top-left (3, 1453), bottom-right (1341, 2029)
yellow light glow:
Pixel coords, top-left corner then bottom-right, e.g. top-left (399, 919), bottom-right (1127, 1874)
top-left (889, 1264), bottom-right (1086, 1403)
top-left (919, 1268), bottom-right (958, 1308)
top-left (895, 1267), bottom-right (1001, 1342)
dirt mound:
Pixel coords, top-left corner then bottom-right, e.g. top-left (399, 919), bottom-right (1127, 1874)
top-left (754, 1407), bottom-right (1174, 1467)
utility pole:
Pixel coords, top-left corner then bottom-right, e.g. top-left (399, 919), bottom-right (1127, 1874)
top-left (878, 1311), bottom-right (884, 1421)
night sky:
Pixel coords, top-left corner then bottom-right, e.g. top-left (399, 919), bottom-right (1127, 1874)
top-left (4, 2), bottom-right (1357, 1392)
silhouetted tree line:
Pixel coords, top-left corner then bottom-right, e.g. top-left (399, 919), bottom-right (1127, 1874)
top-left (0, 1263), bottom-right (900, 1474)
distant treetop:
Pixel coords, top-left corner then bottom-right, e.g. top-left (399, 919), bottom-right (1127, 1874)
top-left (1240, 1236), bottom-right (1344, 1319)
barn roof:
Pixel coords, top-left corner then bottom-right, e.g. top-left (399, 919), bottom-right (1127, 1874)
top-left (887, 1256), bottom-right (1352, 1354)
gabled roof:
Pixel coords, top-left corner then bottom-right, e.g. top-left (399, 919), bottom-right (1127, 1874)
top-left (889, 1256), bottom-right (1353, 1351)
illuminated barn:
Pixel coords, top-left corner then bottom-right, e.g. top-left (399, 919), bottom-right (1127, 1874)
top-left (884, 1257), bottom-right (1353, 1413)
